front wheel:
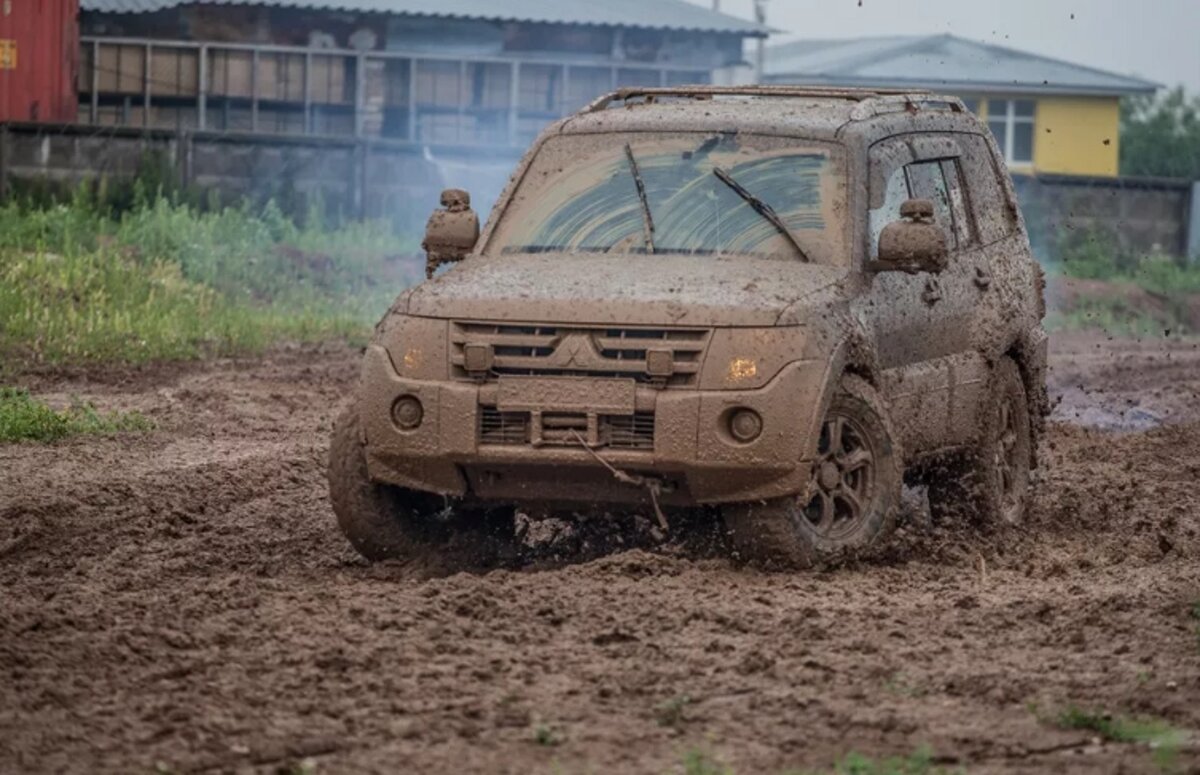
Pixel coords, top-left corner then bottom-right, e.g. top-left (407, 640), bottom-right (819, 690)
top-left (722, 375), bottom-right (902, 569)
top-left (327, 406), bottom-right (514, 567)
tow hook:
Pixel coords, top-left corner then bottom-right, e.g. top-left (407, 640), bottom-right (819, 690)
top-left (569, 430), bottom-right (672, 537)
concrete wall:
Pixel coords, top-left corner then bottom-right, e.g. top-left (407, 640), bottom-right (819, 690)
top-left (1012, 172), bottom-right (1195, 261)
top-left (0, 122), bottom-right (523, 234)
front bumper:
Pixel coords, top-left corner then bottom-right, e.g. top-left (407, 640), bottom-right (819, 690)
top-left (358, 344), bottom-right (827, 506)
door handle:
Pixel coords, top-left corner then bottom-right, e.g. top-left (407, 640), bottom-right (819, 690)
top-left (974, 266), bottom-right (993, 290)
top-left (922, 277), bottom-right (943, 305)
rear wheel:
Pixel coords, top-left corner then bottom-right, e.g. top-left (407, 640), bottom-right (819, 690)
top-left (927, 356), bottom-right (1032, 525)
top-left (722, 375), bottom-right (902, 569)
top-left (327, 406), bottom-right (513, 566)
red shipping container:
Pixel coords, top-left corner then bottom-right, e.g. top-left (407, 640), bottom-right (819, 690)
top-left (0, 0), bottom-right (79, 122)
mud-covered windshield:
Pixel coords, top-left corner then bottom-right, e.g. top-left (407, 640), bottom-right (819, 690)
top-left (487, 132), bottom-right (847, 263)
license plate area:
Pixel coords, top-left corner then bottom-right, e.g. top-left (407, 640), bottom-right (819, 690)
top-left (496, 376), bottom-right (636, 414)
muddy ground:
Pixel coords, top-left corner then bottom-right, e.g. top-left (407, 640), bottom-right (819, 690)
top-left (2, 332), bottom-right (1199, 774)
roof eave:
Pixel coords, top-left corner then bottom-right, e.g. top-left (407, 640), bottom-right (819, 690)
top-left (764, 73), bottom-right (1160, 98)
top-left (81, 2), bottom-right (772, 36)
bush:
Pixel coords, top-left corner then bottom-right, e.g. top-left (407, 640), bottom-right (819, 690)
top-left (0, 192), bottom-right (422, 369)
top-left (1054, 226), bottom-right (1200, 293)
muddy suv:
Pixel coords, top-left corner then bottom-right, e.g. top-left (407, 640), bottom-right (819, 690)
top-left (329, 85), bottom-right (1048, 568)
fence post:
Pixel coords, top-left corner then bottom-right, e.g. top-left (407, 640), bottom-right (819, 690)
top-left (352, 139), bottom-right (367, 219)
top-left (177, 130), bottom-right (193, 189)
top-left (1188, 181), bottom-right (1200, 264)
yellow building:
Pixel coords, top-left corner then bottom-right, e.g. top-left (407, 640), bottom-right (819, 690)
top-left (765, 34), bottom-right (1159, 177)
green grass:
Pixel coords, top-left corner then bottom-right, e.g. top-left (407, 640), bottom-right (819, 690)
top-left (0, 386), bottom-right (153, 442)
top-left (1044, 297), bottom-right (1176, 337)
top-left (0, 192), bottom-right (421, 371)
top-left (681, 749), bottom-right (734, 775)
top-left (790, 749), bottom-right (955, 775)
top-left (1047, 226), bottom-right (1200, 335)
top-left (1054, 706), bottom-right (1186, 772)
top-left (674, 748), bottom-right (954, 775)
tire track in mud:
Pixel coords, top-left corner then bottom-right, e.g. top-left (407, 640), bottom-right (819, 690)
top-left (2, 337), bottom-right (1199, 774)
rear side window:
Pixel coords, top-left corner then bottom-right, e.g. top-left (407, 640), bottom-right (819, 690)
top-left (958, 134), bottom-right (1016, 244)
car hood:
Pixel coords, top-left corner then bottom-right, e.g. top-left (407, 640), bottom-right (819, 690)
top-left (406, 253), bottom-right (848, 327)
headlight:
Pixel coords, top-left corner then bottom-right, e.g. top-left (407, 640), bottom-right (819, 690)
top-left (699, 327), bottom-right (808, 390)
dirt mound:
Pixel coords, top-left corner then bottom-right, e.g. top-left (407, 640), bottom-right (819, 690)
top-left (2, 339), bottom-right (1198, 774)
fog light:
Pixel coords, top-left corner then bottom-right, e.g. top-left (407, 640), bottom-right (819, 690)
top-left (463, 342), bottom-right (494, 373)
top-left (646, 348), bottom-right (674, 378)
top-left (392, 395), bottom-right (424, 430)
top-left (728, 408), bottom-right (763, 443)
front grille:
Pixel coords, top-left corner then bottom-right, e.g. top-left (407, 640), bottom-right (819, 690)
top-left (452, 322), bottom-right (710, 387)
top-left (479, 407), bottom-right (529, 445)
top-left (479, 407), bottom-right (655, 450)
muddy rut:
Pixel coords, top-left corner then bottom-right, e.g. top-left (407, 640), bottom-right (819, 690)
top-left (2, 334), bottom-right (1199, 774)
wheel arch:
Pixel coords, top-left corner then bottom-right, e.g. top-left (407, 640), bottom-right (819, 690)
top-left (805, 330), bottom-right (888, 462)
top-left (999, 327), bottom-right (1049, 467)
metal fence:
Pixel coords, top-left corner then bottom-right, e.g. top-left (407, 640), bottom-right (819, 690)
top-left (79, 36), bottom-right (713, 147)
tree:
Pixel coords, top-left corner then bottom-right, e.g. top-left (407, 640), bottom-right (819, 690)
top-left (1119, 87), bottom-right (1200, 179)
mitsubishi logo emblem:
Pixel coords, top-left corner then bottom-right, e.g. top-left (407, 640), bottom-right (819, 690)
top-left (548, 333), bottom-right (602, 369)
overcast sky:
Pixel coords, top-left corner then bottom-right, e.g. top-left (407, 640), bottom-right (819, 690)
top-left (690, 0), bottom-right (1200, 93)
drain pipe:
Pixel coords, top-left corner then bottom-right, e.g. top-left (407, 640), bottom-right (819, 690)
top-left (754, 0), bottom-right (768, 83)
top-left (1189, 180), bottom-right (1200, 264)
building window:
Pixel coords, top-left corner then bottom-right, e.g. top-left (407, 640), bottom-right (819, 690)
top-left (987, 99), bottom-right (1035, 165)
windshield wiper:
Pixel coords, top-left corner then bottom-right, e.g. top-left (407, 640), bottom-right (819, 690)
top-left (712, 166), bottom-right (810, 262)
top-left (624, 143), bottom-right (656, 254)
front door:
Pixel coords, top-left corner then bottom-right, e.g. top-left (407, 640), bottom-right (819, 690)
top-left (860, 134), bottom-right (981, 456)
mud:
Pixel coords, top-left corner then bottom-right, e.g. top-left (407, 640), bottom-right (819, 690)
top-left (2, 333), bottom-right (1199, 774)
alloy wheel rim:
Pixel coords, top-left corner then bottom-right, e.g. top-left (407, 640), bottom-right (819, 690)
top-left (994, 396), bottom-right (1021, 516)
top-left (803, 413), bottom-right (877, 538)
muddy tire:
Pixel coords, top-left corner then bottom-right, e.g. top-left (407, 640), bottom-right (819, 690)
top-left (722, 375), bottom-right (902, 569)
top-left (328, 406), bottom-right (515, 566)
top-left (927, 356), bottom-right (1032, 525)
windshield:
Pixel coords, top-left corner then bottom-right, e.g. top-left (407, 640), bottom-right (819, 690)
top-left (487, 132), bottom-right (848, 263)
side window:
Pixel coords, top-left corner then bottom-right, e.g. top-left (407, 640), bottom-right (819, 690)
top-left (869, 154), bottom-right (974, 258)
top-left (868, 165), bottom-right (910, 259)
top-left (905, 160), bottom-right (956, 249)
top-left (940, 159), bottom-right (975, 247)
top-left (958, 133), bottom-right (1016, 244)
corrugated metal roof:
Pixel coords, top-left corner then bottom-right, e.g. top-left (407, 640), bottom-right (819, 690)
top-left (765, 34), bottom-right (1159, 96)
top-left (81, 0), bottom-right (769, 35)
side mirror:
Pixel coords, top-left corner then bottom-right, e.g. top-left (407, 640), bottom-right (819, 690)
top-left (873, 198), bottom-right (948, 274)
top-left (423, 188), bottom-right (479, 279)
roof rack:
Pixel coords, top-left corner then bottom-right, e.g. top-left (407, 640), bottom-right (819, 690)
top-left (583, 84), bottom-right (936, 113)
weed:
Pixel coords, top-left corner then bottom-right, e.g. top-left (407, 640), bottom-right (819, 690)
top-left (790, 747), bottom-right (955, 775)
top-left (681, 748), bottom-right (734, 775)
top-left (882, 672), bottom-right (925, 698)
top-left (0, 387), bottom-right (153, 443)
top-left (1054, 706), bottom-right (1185, 772)
top-left (656, 695), bottom-right (692, 728)
top-left (533, 724), bottom-right (562, 747)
